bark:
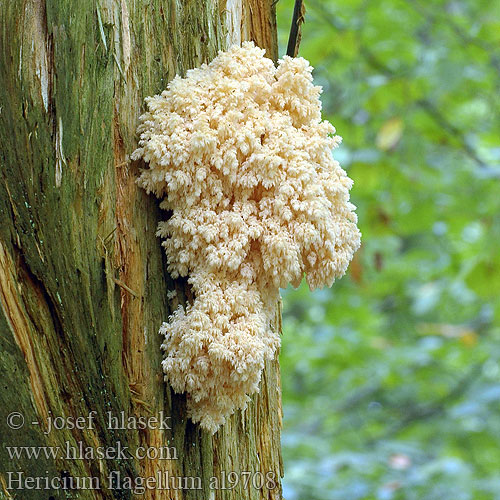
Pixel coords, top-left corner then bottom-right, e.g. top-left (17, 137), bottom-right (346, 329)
top-left (0, 1), bottom-right (282, 499)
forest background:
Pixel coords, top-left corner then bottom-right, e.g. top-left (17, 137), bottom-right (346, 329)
top-left (276, 1), bottom-right (500, 499)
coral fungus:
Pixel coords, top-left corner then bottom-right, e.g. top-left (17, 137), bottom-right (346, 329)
top-left (132, 42), bottom-right (361, 433)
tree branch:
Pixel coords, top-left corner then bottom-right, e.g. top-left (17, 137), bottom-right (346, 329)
top-left (286, 0), bottom-right (305, 57)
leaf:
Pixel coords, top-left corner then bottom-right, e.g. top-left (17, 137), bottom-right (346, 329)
top-left (376, 118), bottom-right (404, 151)
top-left (459, 330), bottom-right (478, 347)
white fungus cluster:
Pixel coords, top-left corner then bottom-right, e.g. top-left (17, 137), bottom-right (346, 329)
top-left (132, 42), bottom-right (361, 433)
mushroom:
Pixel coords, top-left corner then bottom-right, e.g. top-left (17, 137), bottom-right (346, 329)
top-left (132, 42), bottom-right (361, 433)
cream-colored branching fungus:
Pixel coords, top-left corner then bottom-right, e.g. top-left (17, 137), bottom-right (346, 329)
top-left (132, 42), bottom-right (361, 433)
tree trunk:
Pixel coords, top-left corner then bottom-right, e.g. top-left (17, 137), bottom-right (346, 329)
top-left (0, 1), bottom-right (282, 499)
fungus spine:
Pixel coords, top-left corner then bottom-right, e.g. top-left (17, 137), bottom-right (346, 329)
top-left (132, 42), bottom-right (361, 433)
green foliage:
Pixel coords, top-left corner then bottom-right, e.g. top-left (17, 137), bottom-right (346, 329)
top-left (276, 1), bottom-right (500, 498)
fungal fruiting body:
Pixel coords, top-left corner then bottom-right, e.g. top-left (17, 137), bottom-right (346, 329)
top-left (132, 42), bottom-right (361, 433)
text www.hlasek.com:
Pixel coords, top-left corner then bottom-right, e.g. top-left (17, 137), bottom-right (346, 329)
top-left (6, 441), bottom-right (177, 461)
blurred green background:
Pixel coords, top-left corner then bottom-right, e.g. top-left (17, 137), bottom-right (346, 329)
top-left (276, 1), bottom-right (500, 499)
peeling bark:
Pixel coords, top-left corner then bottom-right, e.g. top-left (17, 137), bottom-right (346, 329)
top-left (0, 1), bottom-right (282, 499)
